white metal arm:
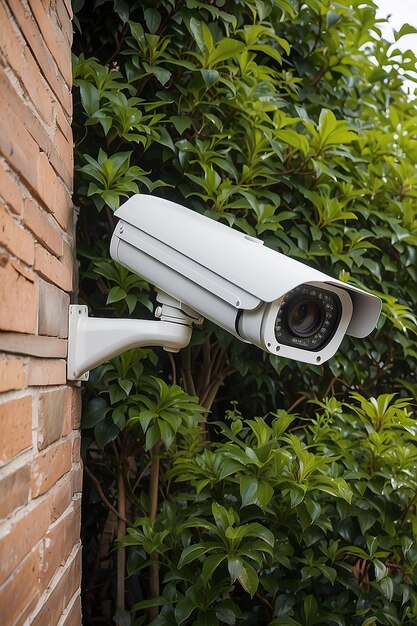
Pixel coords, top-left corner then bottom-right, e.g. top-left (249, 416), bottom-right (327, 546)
top-left (67, 294), bottom-right (201, 381)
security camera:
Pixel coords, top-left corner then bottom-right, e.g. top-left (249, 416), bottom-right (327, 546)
top-left (108, 194), bottom-right (381, 367)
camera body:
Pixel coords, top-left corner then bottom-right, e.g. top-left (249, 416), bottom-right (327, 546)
top-left (110, 195), bottom-right (381, 365)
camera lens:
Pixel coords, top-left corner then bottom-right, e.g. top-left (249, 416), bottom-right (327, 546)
top-left (274, 285), bottom-right (341, 351)
top-left (287, 299), bottom-right (323, 337)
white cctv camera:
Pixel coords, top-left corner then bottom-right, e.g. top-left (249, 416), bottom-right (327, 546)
top-left (67, 194), bottom-right (381, 381)
top-left (110, 195), bottom-right (381, 362)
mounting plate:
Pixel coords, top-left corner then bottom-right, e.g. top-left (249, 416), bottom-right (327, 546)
top-left (67, 305), bottom-right (90, 382)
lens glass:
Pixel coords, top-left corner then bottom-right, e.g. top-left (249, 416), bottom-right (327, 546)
top-left (287, 299), bottom-right (323, 337)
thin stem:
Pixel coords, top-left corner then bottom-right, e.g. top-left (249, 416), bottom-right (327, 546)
top-left (85, 465), bottom-right (130, 524)
top-left (168, 352), bottom-right (177, 386)
top-left (323, 376), bottom-right (337, 398)
top-left (148, 442), bottom-right (162, 621)
top-left (197, 333), bottom-right (213, 396)
top-left (287, 395), bottom-right (306, 414)
top-left (116, 468), bottom-right (126, 613)
top-left (181, 347), bottom-right (196, 396)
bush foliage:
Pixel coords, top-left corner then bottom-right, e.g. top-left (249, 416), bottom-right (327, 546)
top-left (72, 0), bottom-right (417, 624)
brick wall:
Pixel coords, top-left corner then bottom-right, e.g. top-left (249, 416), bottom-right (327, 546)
top-left (0, 1), bottom-right (82, 625)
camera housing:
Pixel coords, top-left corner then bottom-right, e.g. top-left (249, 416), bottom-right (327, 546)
top-left (109, 194), bottom-right (381, 365)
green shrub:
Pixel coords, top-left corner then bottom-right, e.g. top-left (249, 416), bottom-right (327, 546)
top-left (72, 0), bottom-right (417, 624)
top-left (119, 394), bottom-right (417, 625)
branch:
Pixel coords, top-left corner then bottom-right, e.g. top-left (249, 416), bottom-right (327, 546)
top-left (84, 465), bottom-right (130, 525)
top-left (116, 468), bottom-right (126, 612)
top-left (148, 442), bottom-right (162, 621)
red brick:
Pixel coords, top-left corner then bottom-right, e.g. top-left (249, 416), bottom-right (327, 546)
top-left (36, 151), bottom-right (73, 229)
top-left (28, 0), bottom-right (73, 87)
top-left (0, 256), bottom-right (37, 333)
top-left (0, 4), bottom-right (55, 124)
top-left (54, 123), bottom-right (74, 179)
top-left (0, 3), bottom-right (22, 70)
top-left (56, 0), bottom-right (73, 46)
top-left (56, 101), bottom-right (72, 144)
top-left (51, 475), bottom-right (73, 521)
top-left (62, 595), bottom-right (82, 626)
top-left (0, 91), bottom-right (40, 196)
top-left (0, 160), bottom-right (23, 214)
top-left (7, 0), bottom-right (72, 115)
top-left (28, 358), bottom-right (67, 386)
top-left (72, 435), bottom-right (81, 463)
top-left (31, 439), bottom-right (72, 497)
top-left (22, 44), bottom-right (55, 123)
top-left (55, 179), bottom-right (74, 231)
top-left (72, 466), bottom-right (83, 496)
top-left (0, 547), bottom-right (41, 626)
top-left (34, 245), bottom-right (73, 291)
top-left (62, 389), bottom-right (72, 437)
top-left (36, 151), bottom-right (59, 212)
top-left (0, 69), bottom-right (72, 189)
top-left (0, 357), bottom-right (25, 392)
top-left (38, 388), bottom-right (67, 449)
top-left (38, 278), bottom-right (70, 337)
top-left (0, 10), bottom-right (54, 125)
top-left (62, 0), bottom-right (73, 20)
top-left (0, 203), bottom-right (35, 265)
top-left (0, 332), bottom-right (67, 358)
top-left (24, 198), bottom-right (64, 258)
top-left (0, 464), bottom-right (30, 518)
top-left (70, 387), bottom-right (82, 430)
top-left (41, 501), bottom-right (81, 587)
top-left (0, 498), bottom-right (51, 585)
top-left (32, 546), bottom-right (81, 626)
top-left (0, 396), bottom-right (32, 463)
top-left (15, 595), bottom-right (39, 626)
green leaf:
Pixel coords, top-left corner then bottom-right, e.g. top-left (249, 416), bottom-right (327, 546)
top-left (159, 419), bottom-right (175, 449)
top-left (108, 384), bottom-right (127, 405)
top-left (145, 424), bottom-right (161, 451)
top-left (206, 39), bottom-right (244, 67)
top-left (379, 576), bottom-right (394, 601)
top-left (201, 553), bottom-right (226, 587)
top-left (240, 475), bottom-right (258, 508)
top-left (215, 600), bottom-right (241, 625)
top-left (303, 595), bottom-right (318, 624)
top-left (94, 420), bottom-right (120, 449)
top-left (143, 62), bottom-right (171, 86)
top-left (200, 69), bottom-right (220, 88)
top-left (171, 116), bottom-right (192, 135)
top-left (179, 544), bottom-right (214, 568)
top-left (78, 80), bottom-right (99, 117)
top-left (118, 378), bottom-right (133, 396)
top-left (107, 286), bottom-right (127, 304)
top-left (395, 23), bottom-right (417, 40)
top-left (144, 8), bottom-right (161, 34)
top-left (257, 480), bottom-right (274, 510)
top-left (227, 556), bottom-right (243, 583)
top-left (237, 560), bottom-right (258, 597)
top-left (132, 597), bottom-right (172, 610)
top-left (174, 599), bottom-right (196, 625)
top-left (112, 407), bottom-right (126, 430)
top-left (82, 398), bottom-right (110, 429)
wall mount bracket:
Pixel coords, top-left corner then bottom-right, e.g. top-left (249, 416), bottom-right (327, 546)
top-left (67, 293), bottom-right (202, 381)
